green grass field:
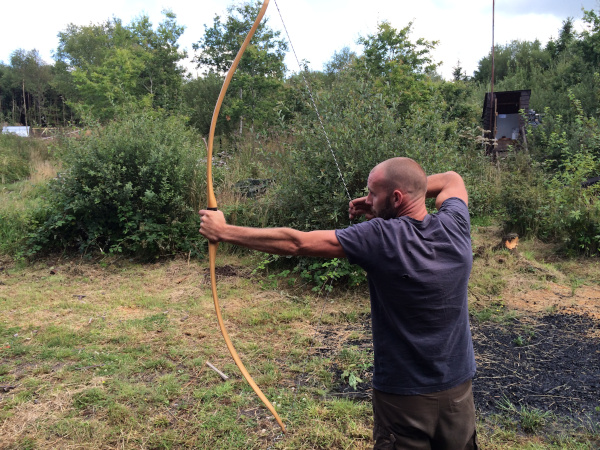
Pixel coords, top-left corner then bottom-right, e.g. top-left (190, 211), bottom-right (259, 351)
top-left (1, 242), bottom-right (599, 448)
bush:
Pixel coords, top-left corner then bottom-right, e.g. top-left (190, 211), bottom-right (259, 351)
top-left (27, 111), bottom-right (207, 258)
top-left (269, 71), bottom-right (486, 231)
top-left (500, 152), bottom-right (600, 256)
top-left (503, 92), bottom-right (600, 255)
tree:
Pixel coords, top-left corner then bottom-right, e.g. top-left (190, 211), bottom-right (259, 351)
top-left (451, 60), bottom-right (468, 82)
top-left (182, 72), bottom-right (229, 135)
top-left (192, 1), bottom-right (288, 134)
top-left (54, 11), bottom-right (186, 121)
top-left (129, 12), bottom-right (187, 110)
top-left (356, 21), bottom-right (439, 115)
top-left (358, 21), bottom-right (438, 78)
top-left (546, 18), bottom-right (577, 60)
top-left (3, 49), bottom-right (53, 126)
top-left (473, 40), bottom-right (550, 85)
top-left (578, 9), bottom-right (600, 67)
top-left (325, 47), bottom-right (357, 75)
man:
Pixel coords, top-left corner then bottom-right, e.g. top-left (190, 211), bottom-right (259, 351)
top-left (199, 157), bottom-right (477, 449)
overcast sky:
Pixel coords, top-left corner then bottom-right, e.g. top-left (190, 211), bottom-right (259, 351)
top-left (1, 0), bottom-right (598, 80)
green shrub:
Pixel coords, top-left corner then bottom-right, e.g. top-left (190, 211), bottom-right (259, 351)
top-left (500, 92), bottom-right (600, 255)
top-left (27, 110), bottom-right (207, 258)
top-left (269, 71), bottom-right (486, 231)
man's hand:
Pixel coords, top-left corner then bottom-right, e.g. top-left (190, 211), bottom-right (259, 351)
top-left (349, 196), bottom-right (374, 220)
top-left (199, 209), bottom-right (227, 243)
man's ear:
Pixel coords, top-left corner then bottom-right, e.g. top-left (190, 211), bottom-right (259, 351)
top-left (392, 189), bottom-right (403, 207)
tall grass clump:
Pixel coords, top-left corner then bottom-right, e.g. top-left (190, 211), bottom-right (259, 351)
top-left (0, 183), bottom-right (49, 255)
top-left (0, 134), bottom-right (56, 255)
top-left (0, 133), bottom-right (52, 184)
top-left (25, 110), bottom-right (208, 259)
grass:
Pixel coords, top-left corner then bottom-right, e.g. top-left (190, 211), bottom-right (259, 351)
top-left (0, 256), bottom-right (374, 448)
top-left (0, 136), bottom-right (57, 256)
top-left (1, 245), bottom-right (599, 448)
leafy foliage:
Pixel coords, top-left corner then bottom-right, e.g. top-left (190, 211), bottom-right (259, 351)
top-left (193, 1), bottom-right (288, 134)
top-left (500, 93), bottom-right (600, 255)
top-left (55, 11), bottom-right (186, 122)
top-left (269, 65), bottom-right (484, 231)
top-left (183, 72), bottom-right (228, 135)
top-left (356, 21), bottom-right (440, 116)
top-left (26, 110), bottom-right (206, 258)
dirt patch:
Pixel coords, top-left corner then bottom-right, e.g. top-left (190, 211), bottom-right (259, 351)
top-left (202, 264), bottom-right (252, 284)
top-left (472, 313), bottom-right (600, 424)
top-left (321, 311), bottom-right (600, 429)
top-left (503, 282), bottom-right (600, 321)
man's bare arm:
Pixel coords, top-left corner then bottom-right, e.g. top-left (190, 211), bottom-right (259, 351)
top-left (426, 171), bottom-right (468, 209)
top-left (199, 209), bottom-right (346, 258)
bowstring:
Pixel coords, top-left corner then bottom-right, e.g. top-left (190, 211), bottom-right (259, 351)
top-left (272, 0), bottom-right (355, 436)
top-left (273, 0), bottom-right (352, 203)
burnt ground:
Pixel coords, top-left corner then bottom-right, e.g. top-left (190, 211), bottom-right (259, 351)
top-left (472, 313), bottom-right (600, 425)
top-left (323, 311), bottom-right (600, 429)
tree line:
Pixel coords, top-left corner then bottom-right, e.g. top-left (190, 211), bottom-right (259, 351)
top-left (2, 4), bottom-right (600, 135)
top-left (1, 2), bottom-right (599, 261)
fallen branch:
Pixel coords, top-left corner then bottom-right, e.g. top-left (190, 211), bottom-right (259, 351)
top-left (206, 361), bottom-right (229, 381)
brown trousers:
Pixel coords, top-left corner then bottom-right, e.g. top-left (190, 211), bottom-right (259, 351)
top-left (372, 380), bottom-right (477, 450)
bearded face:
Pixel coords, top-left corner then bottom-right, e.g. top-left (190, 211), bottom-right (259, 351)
top-left (373, 193), bottom-right (398, 220)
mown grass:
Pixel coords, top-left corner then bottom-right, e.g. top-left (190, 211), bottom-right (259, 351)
top-left (1, 245), bottom-right (599, 449)
top-left (0, 256), bottom-right (375, 448)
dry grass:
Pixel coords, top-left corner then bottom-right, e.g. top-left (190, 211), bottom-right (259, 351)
top-left (1, 229), bottom-right (599, 448)
top-left (29, 158), bottom-right (59, 184)
top-left (0, 255), bottom-right (373, 449)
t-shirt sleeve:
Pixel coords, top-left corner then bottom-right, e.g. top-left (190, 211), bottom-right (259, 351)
top-left (335, 220), bottom-right (385, 270)
top-left (438, 197), bottom-right (470, 231)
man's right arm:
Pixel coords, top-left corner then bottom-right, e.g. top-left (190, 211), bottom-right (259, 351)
top-left (199, 209), bottom-right (346, 258)
top-left (425, 171), bottom-right (468, 209)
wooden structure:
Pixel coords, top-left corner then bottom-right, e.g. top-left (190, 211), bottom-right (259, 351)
top-left (481, 89), bottom-right (531, 156)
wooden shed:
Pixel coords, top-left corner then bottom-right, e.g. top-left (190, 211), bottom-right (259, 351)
top-left (481, 89), bottom-right (531, 156)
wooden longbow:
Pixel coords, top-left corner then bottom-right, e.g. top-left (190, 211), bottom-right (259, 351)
top-left (204, 0), bottom-right (286, 434)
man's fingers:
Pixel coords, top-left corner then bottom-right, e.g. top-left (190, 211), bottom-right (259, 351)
top-left (199, 209), bottom-right (220, 241)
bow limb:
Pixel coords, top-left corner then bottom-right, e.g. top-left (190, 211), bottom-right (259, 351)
top-left (205, 0), bottom-right (286, 434)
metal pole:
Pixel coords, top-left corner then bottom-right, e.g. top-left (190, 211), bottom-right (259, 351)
top-left (491, 0), bottom-right (495, 95)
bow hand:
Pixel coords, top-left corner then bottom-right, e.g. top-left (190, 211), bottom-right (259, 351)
top-left (199, 209), bottom-right (227, 243)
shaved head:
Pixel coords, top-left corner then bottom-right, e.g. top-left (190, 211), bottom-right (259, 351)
top-left (374, 157), bottom-right (427, 200)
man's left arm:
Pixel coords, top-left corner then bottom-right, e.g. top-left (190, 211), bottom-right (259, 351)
top-left (425, 171), bottom-right (468, 210)
top-left (199, 209), bottom-right (346, 258)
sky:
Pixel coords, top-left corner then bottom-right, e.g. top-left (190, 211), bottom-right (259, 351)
top-left (0, 0), bottom-right (598, 80)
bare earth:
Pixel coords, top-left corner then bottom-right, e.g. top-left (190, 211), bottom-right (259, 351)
top-left (503, 283), bottom-right (600, 322)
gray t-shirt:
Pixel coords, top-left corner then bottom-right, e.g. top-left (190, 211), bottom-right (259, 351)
top-left (335, 198), bottom-right (475, 395)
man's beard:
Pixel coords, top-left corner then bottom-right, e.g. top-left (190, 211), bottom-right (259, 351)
top-left (375, 195), bottom-right (398, 220)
